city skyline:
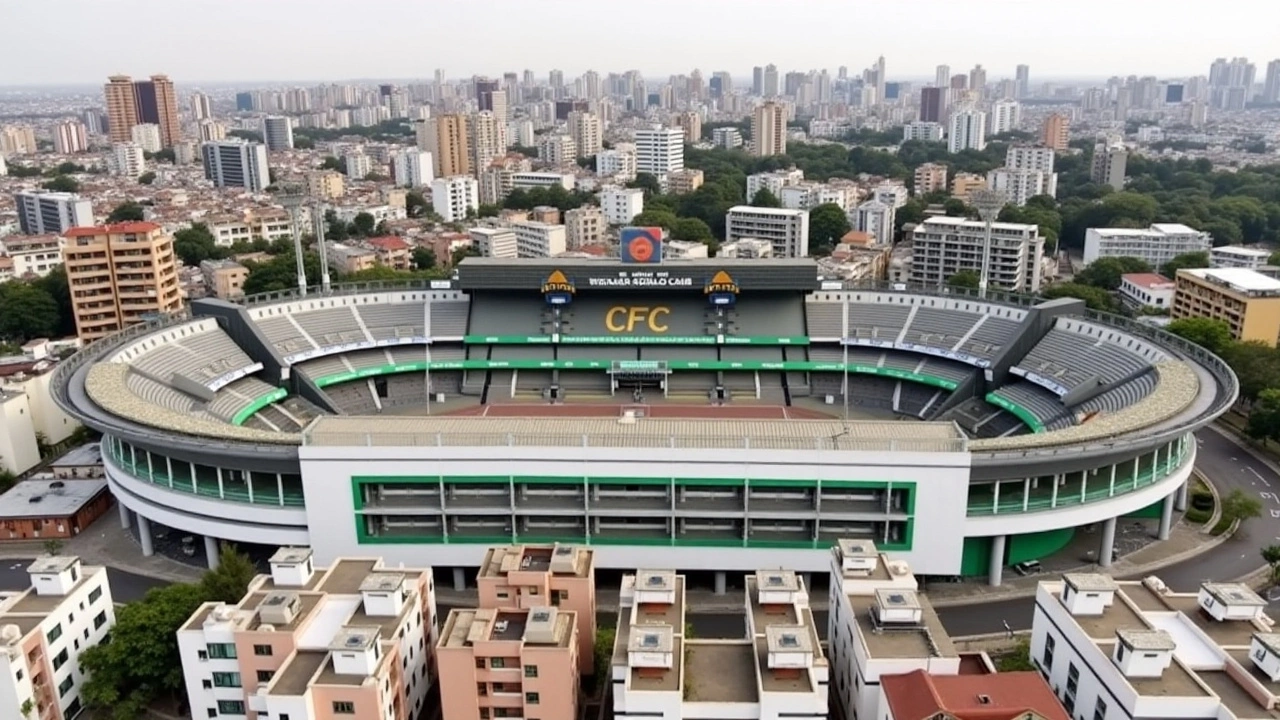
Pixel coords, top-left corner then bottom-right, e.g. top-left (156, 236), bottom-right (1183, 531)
top-left (2, 0), bottom-right (1279, 85)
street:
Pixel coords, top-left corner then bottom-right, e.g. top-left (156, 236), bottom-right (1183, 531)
top-left (0, 558), bottom-right (168, 603)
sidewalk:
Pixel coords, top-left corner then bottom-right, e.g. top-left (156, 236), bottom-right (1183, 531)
top-left (0, 510), bottom-right (203, 584)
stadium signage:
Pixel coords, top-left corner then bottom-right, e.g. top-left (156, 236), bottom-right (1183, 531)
top-left (283, 337), bottom-right (430, 364)
top-left (843, 338), bottom-right (991, 368)
top-left (606, 306), bottom-right (670, 333)
top-left (1012, 369), bottom-right (1069, 396)
top-left (541, 270), bottom-right (576, 306)
top-left (586, 270), bottom-right (694, 288)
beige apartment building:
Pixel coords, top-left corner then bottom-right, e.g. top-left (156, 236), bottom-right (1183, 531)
top-left (1173, 267), bottom-right (1280, 346)
top-left (63, 222), bottom-right (182, 341)
top-left (477, 544), bottom-right (596, 674)
top-left (437, 606), bottom-right (580, 720)
top-left (912, 163), bottom-right (948, 196)
top-left (432, 114), bottom-right (472, 178)
top-left (103, 75), bottom-right (139, 143)
top-left (949, 172), bottom-right (987, 202)
top-left (307, 170), bottom-right (346, 200)
top-left (200, 259), bottom-right (249, 300)
top-left (367, 236), bottom-right (412, 270)
top-left (178, 549), bottom-right (437, 720)
top-left (1041, 113), bottom-right (1070, 151)
top-left (752, 101), bottom-right (788, 157)
top-left (565, 206), bottom-right (605, 249)
top-left (667, 168), bottom-right (705, 195)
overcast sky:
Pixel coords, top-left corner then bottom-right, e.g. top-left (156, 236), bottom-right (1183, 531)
top-left (3, 0), bottom-right (1276, 86)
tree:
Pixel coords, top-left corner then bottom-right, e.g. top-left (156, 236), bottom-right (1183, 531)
top-left (670, 217), bottom-right (714, 243)
top-left (413, 247), bottom-right (437, 270)
top-left (477, 204), bottom-right (501, 218)
top-left (1248, 389), bottom-right (1280, 445)
top-left (106, 201), bottom-right (146, 223)
top-left (1074, 257), bottom-right (1151, 290)
top-left (243, 251), bottom-right (325, 295)
top-left (405, 191), bottom-right (430, 218)
top-left (41, 175), bottom-right (79, 193)
top-left (200, 544), bottom-right (258, 602)
top-left (995, 637), bottom-right (1035, 672)
top-left (947, 270), bottom-right (981, 290)
top-left (451, 245), bottom-right (481, 267)
top-left (626, 172), bottom-right (662, 196)
top-left (1166, 317), bottom-right (1234, 356)
top-left (1160, 251), bottom-right (1210, 278)
top-left (350, 212), bottom-right (377, 237)
top-left (228, 129), bottom-right (263, 143)
top-left (1223, 341), bottom-right (1280, 403)
top-left (152, 148), bottom-right (176, 164)
top-left (79, 582), bottom-right (208, 720)
top-left (0, 282), bottom-right (60, 342)
top-left (172, 224), bottom-right (222, 266)
top-left (808, 203), bottom-right (852, 254)
top-left (137, 171), bottom-right (157, 185)
top-left (319, 156), bottom-right (343, 171)
top-left (1219, 488), bottom-right (1263, 531)
top-left (749, 188), bottom-right (782, 208)
top-left (41, 538), bottom-right (63, 556)
top-left (1262, 545), bottom-right (1280, 583)
top-left (1040, 283), bottom-right (1117, 312)
top-left (54, 161), bottom-right (86, 175)
top-left (33, 267), bottom-right (75, 337)
top-left (294, 136), bottom-right (315, 150)
top-left (942, 198), bottom-right (969, 216)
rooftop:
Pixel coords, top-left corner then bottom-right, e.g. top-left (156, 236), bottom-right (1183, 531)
top-left (1213, 246), bottom-right (1271, 258)
top-left (1121, 273), bottom-right (1175, 288)
top-left (49, 443), bottom-right (103, 469)
top-left (64, 222), bottom-right (161, 236)
top-left (1180, 267), bottom-right (1280, 292)
top-left (881, 669), bottom-right (1069, 720)
top-left (268, 650), bottom-right (328, 697)
top-left (0, 478), bottom-right (108, 519)
top-left (849, 594), bottom-right (956, 659)
top-left (684, 642), bottom-right (758, 703)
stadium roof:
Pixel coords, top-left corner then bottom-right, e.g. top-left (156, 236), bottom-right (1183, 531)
top-left (302, 416), bottom-right (968, 453)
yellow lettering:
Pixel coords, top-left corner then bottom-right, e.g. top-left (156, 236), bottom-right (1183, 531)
top-left (648, 307), bottom-right (670, 333)
top-left (606, 306), bottom-right (627, 332)
top-left (606, 306), bottom-right (672, 333)
top-left (627, 307), bottom-right (646, 332)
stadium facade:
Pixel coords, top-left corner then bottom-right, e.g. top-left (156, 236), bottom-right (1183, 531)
top-left (53, 258), bottom-right (1236, 585)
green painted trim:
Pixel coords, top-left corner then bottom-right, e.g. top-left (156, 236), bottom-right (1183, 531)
top-left (984, 392), bottom-right (1046, 433)
top-left (749, 479), bottom-right (818, 489)
top-left (463, 335), bottom-right (810, 346)
top-left (231, 388), bottom-right (288, 425)
top-left (442, 475), bottom-right (509, 485)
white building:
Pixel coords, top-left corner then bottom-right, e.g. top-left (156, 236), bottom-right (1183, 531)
top-left (989, 100), bottom-right (1022, 135)
top-left (431, 176), bottom-right (479, 222)
top-left (507, 119), bottom-right (535, 147)
top-left (131, 123), bottom-right (163, 153)
top-left (948, 110), bottom-right (986, 153)
top-left (1007, 145), bottom-right (1056, 172)
top-left (343, 151), bottom-right (372, 180)
top-left (725, 206), bottom-right (810, 258)
top-left (718, 238), bottom-right (773, 259)
top-left (596, 147), bottom-right (638, 182)
top-left (872, 182), bottom-right (910, 209)
top-left (262, 116), bottom-right (294, 151)
top-left (1031, 574), bottom-right (1280, 720)
top-left (747, 169), bottom-right (805, 200)
top-left (511, 172), bottom-right (575, 192)
top-left (987, 168), bottom-right (1058, 207)
top-left (538, 133), bottom-right (577, 167)
top-left (512, 221), bottom-right (567, 258)
top-left (0, 557), bottom-right (116, 720)
top-left (634, 126), bottom-right (684, 183)
top-left (0, 389), bottom-right (39, 475)
top-left (1083, 223), bottom-right (1212, 267)
top-left (201, 140), bottom-right (270, 192)
top-left (0, 234), bottom-right (64, 279)
top-left (909, 216), bottom-right (1045, 292)
top-left (1211, 246), bottom-right (1271, 269)
top-left (111, 142), bottom-right (147, 178)
top-left (14, 192), bottom-right (94, 235)
top-left (53, 120), bottom-right (88, 154)
top-left (853, 200), bottom-right (895, 246)
top-left (391, 149), bottom-right (434, 188)
top-left (599, 186), bottom-right (644, 225)
top-left (712, 126), bottom-right (743, 148)
top-left (1118, 273), bottom-right (1177, 310)
top-left (902, 122), bottom-right (944, 142)
top-left (663, 239), bottom-right (709, 260)
top-left (611, 568), bottom-right (827, 720)
top-left (568, 111), bottom-right (603, 157)
top-left (827, 541), bottom-right (958, 720)
top-left (470, 227), bottom-right (518, 259)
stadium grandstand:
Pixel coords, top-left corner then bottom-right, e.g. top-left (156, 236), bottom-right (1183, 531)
top-left (54, 256), bottom-right (1235, 587)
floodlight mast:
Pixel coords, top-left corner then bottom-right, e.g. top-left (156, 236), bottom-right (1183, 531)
top-left (278, 185), bottom-right (308, 297)
top-left (970, 189), bottom-right (1007, 300)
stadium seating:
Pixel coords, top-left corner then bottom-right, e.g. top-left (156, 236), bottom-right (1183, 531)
top-left (896, 383), bottom-right (945, 418)
top-left (356, 303), bottom-right (425, 340)
top-left (956, 315), bottom-right (1020, 361)
top-left (429, 301), bottom-right (470, 336)
top-left (1074, 369), bottom-right (1159, 416)
top-left (294, 354), bottom-right (350, 379)
top-left (125, 370), bottom-right (200, 414)
top-left (847, 304), bottom-right (912, 340)
top-left (1017, 325), bottom-right (1151, 392)
top-left (294, 307), bottom-right (366, 347)
top-left (132, 328), bottom-right (257, 386)
top-left (205, 376), bottom-right (277, 422)
top-left (381, 374), bottom-right (432, 409)
top-left (918, 358), bottom-right (974, 384)
top-left (900, 307), bottom-right (977, 347)
top-left (992, 381), bottom-right (1072, 431)
top-left (324, 380), bottom-right (379, 414)
top-left (804, 302), bottom-right (844, 337)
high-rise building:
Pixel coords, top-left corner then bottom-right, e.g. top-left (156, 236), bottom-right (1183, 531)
top-left (1015, 64), bottom-right (1030, 98)
top-left (599, 186), bottom-right (644, 225)
top-left (874, 55), bottom-right (886, 107)
top-left (968, 64), bottom-right (987, 95)
top-left (565, 206), bottom-right (605, 248)
top-left (63, 222), bottom-right (182, 340)
top-left (909, 216), bottom-right (1044, 292)
top-left (853, 200), bottom-right (895, 245)
top-left (432, 176), bottom-right (479, 222)
top-left (763, 63), bottom-right (779, 97)
top-left (1091, 142), bottom-right (1128, 190)
top-left (538, 134), bottom-right (577, 167)
top-left (103, 75), bottom-right (139, 143)
top-left (725, 206), bottom-right (810, 258)
top-left (103, 74), bottom-right (180, 147)
top-left (179, 551), bottom-right (437, 720)
top-left (0, 125), bottom-right (36, 155)
top-left (751, 101), bottom-right (787, 157)
top-left (53, 119), bottom-right (88, 153)
top-left (197, 120), bottom-right (226, 142)
top-left (947, 110), bottom-right (986, 153)
top-left (343, 151), bottom-right (372, 180)
top-left (234, 92), bottom-right (252, 111)
top-left (673, 110), bottom-right (700, 145)
top-left (1041, 113), bottom-right (1069, 151)
top-left (0, 557), bottom-right (117, 720)
top-left (131, 123), bottom-right (162, 153)
top-left (934, 64), bottom-right (950, 88)
top-left (15, 191), bottom-right (94, 234)
top-left (427, 115), bottom-right (471, 178)
top-left (568, 111), bottom-right (603, 157)
top-left (634, 126), bottom-right (684, 180)
top-left (306, 170), bottom-right (345, 200)
top-left (190, 91), bottom-right (212, 120)
top-left (201, 140), bottom-right (270, 192)
top-left (752, 66), bottom-right (764, 96)
top-left (262, 116), bottom-right (294, 151)
top-left (1264, 59), bottom-right (1280, 103)
top-left (989, 99), bottom-right (1021, 135)
top-left (919, 87), bottom-right (946, 123)
top-left (950, 74), bottom-right (968, 91)
top-left (392, 149), bottom-right (434, 188)
top-left (913, 163), bottom-right (948, 196)
top-left (1208, 57), bottom-right (1256, 109)
top-left (111, 142), bottom-right (146, 178)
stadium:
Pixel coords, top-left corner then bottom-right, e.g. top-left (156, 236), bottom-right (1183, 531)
top-left (53, 253), bottom-right (1236, 586)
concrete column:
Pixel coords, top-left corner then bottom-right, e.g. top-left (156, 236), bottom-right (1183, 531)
top-left (205, 536), bottom-right (220, 570)
top-left (801, 573), bottom-right (813, 591)
top-left (988, 535), bottom-right (1007, 587)
top-left (1099, 517), bottom-right (1117, 568)
top-left (714, 572), bottom-right (727, 595)
top-left (118, 503), bottom-right (131, 529)
top-left (137, 515), bottom-right (154, 557)
top-left (1175, 481), bottom-right (1189, 512)
top-left (452, 567), bottom-right (466, 592)
top-left (1158, 493), bottom-right (1175, 540)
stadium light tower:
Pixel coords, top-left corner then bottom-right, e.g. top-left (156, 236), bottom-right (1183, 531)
top-left (309, 204), bottom-right (332, 294)
top-left (970, 189), bottom-right (1007, 300)
top-left (278, 184), bottom-right (309, 297)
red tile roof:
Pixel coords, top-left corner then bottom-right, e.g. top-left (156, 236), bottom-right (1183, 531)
top-left (366, 235), bottom-right (409, 251)
top-left (882, 670), bottom-right (1068, 720)
top-left (1120, 272), bottom-right (1174, 288)
top-left (64, 222), bottom-right (161, 237)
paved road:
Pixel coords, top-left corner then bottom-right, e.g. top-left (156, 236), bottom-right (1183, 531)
top-left (0, 558), bottom-right (168, 603)
top-left (935, 427), bottom-right (1280, 636)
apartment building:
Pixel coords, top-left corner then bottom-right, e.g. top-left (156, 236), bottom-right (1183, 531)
top-left (421, 115), bottom-right (471, 178)
top-left (596, 147), bottom-right (637, 182)
top-left (873, 183), bottom-right (910, 209)
top-left (1031, 573), bottom-right (1280, 720)
top-left (103, 74), bottom-right (180, 147)
top-left (988, 145), bottom-right (1059, 206)
top-left (366, 236), bottom-right (412, 270)
top-left (469, 111), bottom-right (506, 174)
top-left (1091, 142), bottom-right (1128, 190)
top-left (674, 111), bottom-right (702, 146)
top-left (989, 99), bottom-right (1022, 135)
top-left (725, 206), bottom-right (810, 258)
top-left (391, 150), bottom-right (433, 188)
top-left (827, 541), bottom-right (959, 720)
top-left (512, 221), bottom-right (567, 258)
top-left (712, 127), bottom-right (743, 149)
top-left (719, 238), bottom-right (773, 259)
top-left (207, 209), bottom-right (294, 247)
top-left (881, 669), bottom-right (1068, 720)
top-left (664, 240), bottom-right (710, 259)
top-left (0, 557), bottom-right (116, 720)
top-left (510, 172), bottom-right (574, 192)
top-left (1211, 246), bottom-right (1271, 270)
top-left (131, 123), bottom-right (162, 153)
top-left (948, 110), bottom-right (986, 153)
top-left (1118, 273), bottom-right (1175, 311)
top-left (307, 170), bottom-right (345, 200)
top-left (752, 101), bottom-right (788, 157)
top-left (111, 142), bottom-right (146, 178)
top-left (0, 125), bottom-right (38, 155)
top-left (52, 120), bottom-right (87, 154)
top-left (202, 140), bottom-right (271, 192)
top-left (344, 152), bottom-right (373, 181)
top-left (437, 606), bottom-right (579, 720)
top-left (634, 126), bottom-right (684, 183)
top-left (0, 234), bottom-right (64, 279)
top-left (950, 173), bottom-right (986, 203)
top-left (14, 192), bottom-right (94, 235)
top-left (902, 122), bottom-right (945, 143)
top-left (470, 227), bottom-right (518, 259)
top-left (476, 544), bottom-right (596, 674)
top-left (666, 169), bottom-right (704, 195)
top-left (565, 206), bottom-right (605, 249)
top-left (599, 186), bottom-right (644, 225)
top-left (326, 243), bottom-right (377, 274)
top-left (908, 216), bottom-right (1045, 292)
top-left (913, 163), bottom-right (948, 196)
top-left (747, 169), bottom-right (805, 199)
top-left (538, 134), bottom-right (578, 167)
top-left (431, 176), bottom-right (479, 222)
top-left (262, 116), bottom-right (294, 151)
top-left (568, 111), bottom-right (603, 157)
top-left (63, 222), bottom-right (182, 341)
top-left (612, 568), bottom-right (827, 720)
top-left (178, 550), bottom-right (437, 720)
top-left (1083, 223), bottom-right (1211, 267)
top-left (852, 200), bottom-right (895, 246)
top-left (200, 259), bottom-right (249, 300)
top-left (1042, 113), bottom-right (1070, 151)
top-left (1172, 267), bottom-right (1280, 345)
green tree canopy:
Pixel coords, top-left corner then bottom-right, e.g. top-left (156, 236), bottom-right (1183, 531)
top-left (413, 246), bottom-right (437, 270)
top-left (670, 217), bottom-right (715, 244)
top-left (0, 282), bottom-right (60, 342)
top-left (1166, 317), bottom-right (1234, 356)
top-left (1075, 257), bottom-right (1152, 290)
top-left (41, 175), bottom-right (80, 193)
top-left (172, 224), bottom-right (225, 266)
top-left (137, 171), bottom-right (156, 185)
top-left (749, 188), bottom-right (782, 208)
top-left (1160, 251), bottom-right (1210, 278)
top-left (107, 201), bottom-right (146, 223)
top-left (1222, 341), bottom-right (1280, 403)
top-left (243, 251), bottom-right (325, 295)
top-left (319, 156), bottom-right (343, 171)
top-left (947, 270), bottom-right (981, 290)
top-left (626, 172), bottom-right (663, 196)
top-left (199, 544), bottom-right (258, 603)
top-left (350, 212), bottom-right (377, 237)
top-left (1040, 283), bottom-right (1117, 312)
top-left (808, 203), bottom-right (852, 255)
